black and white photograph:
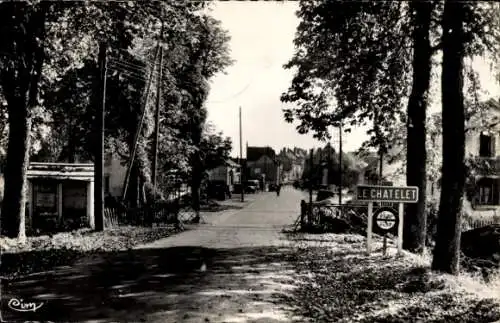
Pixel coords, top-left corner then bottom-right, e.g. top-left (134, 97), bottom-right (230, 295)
top-left (1, 0), bottom-right (500, 322)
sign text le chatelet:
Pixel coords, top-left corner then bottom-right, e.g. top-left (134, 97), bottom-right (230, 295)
top-left (356, 185), bottom-right (419, 203)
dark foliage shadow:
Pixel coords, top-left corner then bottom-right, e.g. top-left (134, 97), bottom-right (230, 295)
top-left (2, 245), bottom-right (300, 323)
top-left (1, 227), bottom-right (182, 279)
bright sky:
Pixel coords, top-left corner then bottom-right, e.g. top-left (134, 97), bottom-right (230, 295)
top-left (204, 1), bottom-right (500, 158)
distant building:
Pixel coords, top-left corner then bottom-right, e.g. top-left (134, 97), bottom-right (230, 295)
top-left (464, 99), bottom-right (500, 211)
top-left (278, 147), bottom-right (305, 182)
top-left (207, 159), bottom-right (241, 188)
top-left (357, 151), bottom-right (406, 187)
top-left (246, 146), bottom-right (282, 187)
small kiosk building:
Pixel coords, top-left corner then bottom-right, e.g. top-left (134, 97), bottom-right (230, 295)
top-left (27, 163), bottom-right (94, 233)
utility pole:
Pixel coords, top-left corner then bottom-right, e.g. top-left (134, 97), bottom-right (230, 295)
top-left (121, 43), bottom-right (161, 202)
top-left (152, 22), bottom-right (164, 217)
top-left (379, 149), bottom-right (384, 184)
top-left (308, 148), bottom-right (314, 223)
top-left (151, 22), bottom-right (164, 225)
top-left (94, 42), bottom-right (107, 231)
top-left (339, 123), bottom-right (343, 206)
top-left (239, 106), bottom-right (244, 202)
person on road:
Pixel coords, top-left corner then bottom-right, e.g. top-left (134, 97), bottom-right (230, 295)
top-left (276, 183), bottom-right (281, 196)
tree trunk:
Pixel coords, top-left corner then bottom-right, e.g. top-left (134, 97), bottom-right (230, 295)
top-left (403, 1), bottom-right (433, 253)
top-left (191, 149), bottom-right (202, 223)
top-left (0, 3), bottom-right (47, 240)
top-left (1, 108), bottom-right (31, 240)
top-left (432, 0), bottom-right (466, 274)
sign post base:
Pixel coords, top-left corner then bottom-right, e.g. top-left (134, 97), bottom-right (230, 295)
top-left (366, 202), bottom-right (373, 255)
top-left (397, 202), bottom-right (404, 256)
top-left (382, 235), bottom-right (387, 256)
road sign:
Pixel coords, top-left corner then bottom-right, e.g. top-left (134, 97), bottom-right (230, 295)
top-left (361, 185), bottom-right (419, 256)
top-left (357, 185), bottom-right (418, 203)
top-left (373, 208), bottom-right (398, 231)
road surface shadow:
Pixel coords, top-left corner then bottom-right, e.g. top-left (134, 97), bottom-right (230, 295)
top-left (2, 245), bottom-right (303, 323)
top-left (200, 204), bottom-right (245, 212)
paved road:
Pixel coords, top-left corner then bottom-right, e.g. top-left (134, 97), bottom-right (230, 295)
top-left (2, 187), bottom-right (309, 323)
top-left (142, 186), bottom-right (306, 250)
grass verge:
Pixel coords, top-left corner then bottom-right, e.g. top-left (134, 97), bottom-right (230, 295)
top-left (283, 233), bottom-right (500, 322)
top-left (0, 226), bottom-right (181, 279)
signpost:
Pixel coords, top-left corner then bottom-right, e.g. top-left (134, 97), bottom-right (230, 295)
top-left (356, 185), bottom-right (418, 256)
top-left (373, 208), bottom-right (398, 256)
top-left (374, 209), bottom-right (398, 231)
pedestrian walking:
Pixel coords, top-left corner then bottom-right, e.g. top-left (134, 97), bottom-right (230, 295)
top-left (276, 183), bottom-right (281, 196)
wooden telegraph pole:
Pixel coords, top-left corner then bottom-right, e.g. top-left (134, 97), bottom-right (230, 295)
top-left (239, 106), bottom-right (245, 202)
top-left (121, 44), bottom-right (160, 202)
top-left (94, 42), bottom-right (107, 231)
top-left (152, 22), bottom-right (164, 224)
top-left (338, 123), bottom-right (343, 206)
top-left (308, 148), bottom-right (314, 223)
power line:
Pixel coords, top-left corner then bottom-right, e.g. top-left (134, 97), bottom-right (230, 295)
top-left (107, 63), bottom-right (147, 80)
top-left (109, 56), bottom-right (148, 68)
top-left (206, 81), bottom-right (252, 104)
top-left (109, 56), bottom-right (171, 78)
top-left (108, 62), bottom-right (158, 79)
top-left (108, 59), bottom-right (147, 74)
top-left (107, 69), bottom-right (148, 84)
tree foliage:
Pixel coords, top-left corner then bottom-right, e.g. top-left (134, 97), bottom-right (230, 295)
top-left (200, 123), bottom-right (233, 173)
top-left (281, 1), bottom-right (411, 153)
top-left (0, 1), bottom-right (232, 236)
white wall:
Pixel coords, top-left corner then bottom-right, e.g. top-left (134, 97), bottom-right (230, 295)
top-left (208, 166), bottom-right (227, 182)
top-left (465, 129), bottom-right (500, 157)
top-left (104, 154), bottom-right (127, 197)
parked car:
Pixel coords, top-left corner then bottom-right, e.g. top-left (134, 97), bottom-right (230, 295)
top-left (245, 180), bottom-right (260, 193)
top-left (233, 183), bottom-right (256, 194)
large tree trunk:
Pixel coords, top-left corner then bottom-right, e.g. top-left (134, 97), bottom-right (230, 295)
top-left (432, 0), bottom-right (466, 274)
top-left (1, 108), bottom-right (31, 240)
top-left (403, 1), bottom-right (433, 253)
top-left (0, 3), bottom-right (47, 240)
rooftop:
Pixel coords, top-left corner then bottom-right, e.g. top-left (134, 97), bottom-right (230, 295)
top-left (27, 162), bottom-right (94, 181)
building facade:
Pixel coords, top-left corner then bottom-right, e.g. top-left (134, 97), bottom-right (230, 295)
top-left (466, 103), bottom-right (500, 209)
top-left (207, 159), bottom-right (241, 187)
top-left (246, 146), bottom-right (282, 187)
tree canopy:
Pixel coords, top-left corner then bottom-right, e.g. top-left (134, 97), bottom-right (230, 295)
top-left (0, 1), bottom-right (232, 237)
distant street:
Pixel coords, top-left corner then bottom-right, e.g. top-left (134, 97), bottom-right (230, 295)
top-left (143, 186), bottom-right (307, 249)
top-left (3, 187), bottom-right (309, 323)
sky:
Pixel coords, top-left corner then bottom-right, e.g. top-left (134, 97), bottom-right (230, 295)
top-left (204, 1), bottom-right (500, 159)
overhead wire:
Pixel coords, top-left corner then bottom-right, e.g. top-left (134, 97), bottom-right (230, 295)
top-left (107, 70), bottom-right (147, 84)
top-left (108, 59), bottom-right (147, 74)
top-left (107, 63), bottom-right (148, 81)
top-left (108, 56), bottom-right (170, 78)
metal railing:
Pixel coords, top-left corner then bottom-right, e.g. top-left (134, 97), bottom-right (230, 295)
top-left (471, 156), bottom-right (500, 176)
top-left (104, 202), bottom-right (181, 228)
top-left (300, 200), bottom-right (370, 230)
